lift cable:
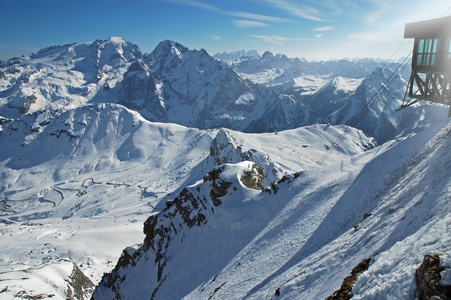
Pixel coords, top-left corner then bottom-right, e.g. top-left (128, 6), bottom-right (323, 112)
top-left (313, 54), bottom-right (414, 169)
top-left (312, 6), bottom-right (450, 169)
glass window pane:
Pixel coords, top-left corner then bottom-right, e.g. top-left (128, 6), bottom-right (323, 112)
top-left (431, 54), bottom-right (436, 66)
top-left (418, 39), bottom-right (424, 53)
top-left (427, 39), bottom-right (432, 53)
top-left (432, 39), bottom-right (438, 53)
top-left (417, 54), bottom-right (423, 66)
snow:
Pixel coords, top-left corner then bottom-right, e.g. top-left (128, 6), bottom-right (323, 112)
top-left (0, 102), bottom-right (380, 299)
top-left (181, 119), bottom-right (451, 300)
top-left (333, 76), bottom-right (364, 92)
top-left (0, 39), bottom-right (450, 300)
top-left (293, 75), bottom-right (329, 94)
top-left (89, 114), bottom-right (451, 299)
top-left (0, 261), bottom-right (74, 299)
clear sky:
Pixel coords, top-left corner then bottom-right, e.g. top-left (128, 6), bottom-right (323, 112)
top-left (1, 0), bottom-right (450, 61)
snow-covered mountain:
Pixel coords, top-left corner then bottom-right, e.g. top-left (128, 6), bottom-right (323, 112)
top-left (0, 102), bottom-right (377, 299)
top-left (1, 38), bottom-right (447, 142)
top-left (0, 37), bottom-right (142, 118)
top-left (116, 40), bottom-right (273, 130)
top-left (0, 38), bottom-right (450, 300)
top-left (213, 49), bottom-right (260, 61)
top-left (92, 118), bottom-right (451, 300)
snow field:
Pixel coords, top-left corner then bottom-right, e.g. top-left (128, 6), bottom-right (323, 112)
top-left (183, 120), bottom-right (451, 299)
top-left (0, 102), bottom-right (378, 299)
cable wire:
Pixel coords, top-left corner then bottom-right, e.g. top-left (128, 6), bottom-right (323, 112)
top-left (313, 54), bottom-right (413, 169)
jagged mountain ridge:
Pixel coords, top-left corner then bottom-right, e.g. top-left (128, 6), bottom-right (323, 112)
top-left (92, 120), bottom-right (451, 300)
top-left (1, 37), bottom-right (451, 300)
top-left (1, 38), bottom-right (448, 142)
top-left (0, 37), bottom-right (142, 117)
top-left (117, 40), bottom-right (271, 130)
top-left (0, 102), bottom-right (377, 299)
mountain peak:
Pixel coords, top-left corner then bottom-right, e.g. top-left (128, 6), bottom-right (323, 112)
top-left (88, 37), bottom-right (142, 66)
top-left (213, 49), bottom-right (260, 61)
top-left (153, 40), bottom-right (188, 59)
top-left (262, 50), bottom-right (274, 61)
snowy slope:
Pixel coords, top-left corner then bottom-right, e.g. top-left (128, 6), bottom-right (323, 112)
top-left (185, 120), bottom-right (451, 300)
top-left (93, 118), bottom-right (451, 300)
top-left (1, 39), bottom-right (448, 142)
top-left (0, 103), bottom-right (376, 299)
top-left (1, 39), bottom-right (450, 300)
top-left (0, 37), bottom-right (142, 118)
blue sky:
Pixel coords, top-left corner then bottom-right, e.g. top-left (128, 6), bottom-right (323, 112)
top-left (1, 0), bottom-right (450, 61)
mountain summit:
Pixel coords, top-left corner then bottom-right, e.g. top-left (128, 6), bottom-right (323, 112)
top-left (0, 38), bottom-right (450, 300)
top-left (0, 38), bottom-right (447, 141)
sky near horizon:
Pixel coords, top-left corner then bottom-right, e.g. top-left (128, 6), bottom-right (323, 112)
top-left (1, 0), bottom-right (450, 61)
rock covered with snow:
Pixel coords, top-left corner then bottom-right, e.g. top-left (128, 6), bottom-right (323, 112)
top-left (1, 38), bottom-right (448, 141)
top-left (0, 37), bottom-right (142, 117)
top-left (209, 128), bottom-right (257, 165)
top-left (117, 40), bottom-right (272, 130)
top-left (92, 162), bottom-right (270, 300)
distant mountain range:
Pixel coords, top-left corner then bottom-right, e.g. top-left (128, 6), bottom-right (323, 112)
top-left (1, 37), bottom-right (447, 142)
top-left (1, 38), bottom-right (450, 300)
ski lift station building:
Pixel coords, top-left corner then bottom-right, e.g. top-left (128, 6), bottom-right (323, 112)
top-left (403, 16), bottom-right (451, 107)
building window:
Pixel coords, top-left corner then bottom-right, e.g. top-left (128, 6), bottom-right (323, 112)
top-left (445, 38), bottom-right (451, 67)
top-left (415, 38), bottom-right (438, 67)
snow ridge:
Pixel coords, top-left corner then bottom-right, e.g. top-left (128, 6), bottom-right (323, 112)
top-left (91, 119), bottom-right (451, 299)
top-left (2, 38), bottom-right (448, 141)
top-left (1, 38), bottom-right (450, 300)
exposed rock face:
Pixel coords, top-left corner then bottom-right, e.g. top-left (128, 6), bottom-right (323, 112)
top-left (203, 167), bottom-right (233, 206)
top-left (209, 128), bottom-right (254, 165)
top-left (240, 163), bottom-right (265, 190)
top-left (415, 253), bottom-right (451, 300)
top-left (326, 257), bottom-right (371, 300)
top-left (66, 263), bottom-right (95, 300)
top-left (94, 163), bottom-right (256, 300)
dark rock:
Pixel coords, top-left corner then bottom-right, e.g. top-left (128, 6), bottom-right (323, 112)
top-left (240, 163), bottom-right (265, 190)
top-left (415, 253), bottom-right (451, 300)
top-left (325, 257), bottom-right (371, 300)
top-left (66, 263), bottom-right (95, 300)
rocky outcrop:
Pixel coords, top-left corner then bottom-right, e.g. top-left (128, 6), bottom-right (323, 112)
top-left (240, 163), bottom-right (265, 190)
top-left (203, 167), bottom-right (233, 206)
top-left (92, 162), bottom-right (265, 300)
top-left (209, 128), bottom-right (281, 185)
top-left (325, 258), bottom-right (371, 300)
top-left (415, 253), bottom-right (451, 300)
top-left (66, 263), bottom-right (95, 300)
top-left (209, 128), bottom-right (253, 166)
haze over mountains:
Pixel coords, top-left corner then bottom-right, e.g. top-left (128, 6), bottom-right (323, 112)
top-left (0, 37), bottom-right (450, 299)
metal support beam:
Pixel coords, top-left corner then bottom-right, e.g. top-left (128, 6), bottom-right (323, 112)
top-left (407, 71), bottom-right (450, 105)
